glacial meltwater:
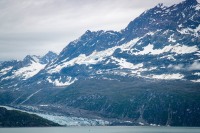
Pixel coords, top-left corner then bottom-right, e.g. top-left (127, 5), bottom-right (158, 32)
top-left (0, 126), bottom-right (199, 133)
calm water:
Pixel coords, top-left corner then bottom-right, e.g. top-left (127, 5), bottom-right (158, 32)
top-left (0, 126), bottom-right (199, 133)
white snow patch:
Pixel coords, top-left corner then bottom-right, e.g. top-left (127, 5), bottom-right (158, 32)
top-left (168, 34), bottom-right (176, 43)
top-left (194, 51), bottom-right (200, 57)
top-left (39, 105), bottom-right (49, 107)
top-left (149, 67), bottom-right (157, 71)
top-left (37, 81), bottom-right (41, 84)
top-left (47, 77), bottom-right (77, 87)
top-left (47, 38), bottom-right (140, 74)
top-left (1, 76), bottom-right (14, 81)
top-left (193, 72), bottom-right (200, 76)
top-left (171, 44), bottom-right (198, 54)
top-left (120, 38), bottom-right (140, 52)
top-left (102, 77), bottom-right (116, 81)
top-left (160, 55), bottom-right (176, 61)
top-left (134, 44), bottom-right (172, 55)
top-left (0, 66), bottom-right (13, 76)
top-left (111, 56), bottom-right (143, 69)
top-left (150, 73), bottom-right (184, 80)
top-left (178, 28), bottom-right (191, 34)
top-left (147, 32), bottom-right (155, 36)
top-left (181, 12), bottom-right (185, 18)
top-left (134, 43), bottom-right (198, 55)
top-left (96, 70), bottom-right (103, 74)
top-left (13, 61), bottom-right (45, 80)
top-left (177, 25), bottom-right (200, 36)
top-left (178, 24), bottom-right (183, 28)
top-left (195, 4), bottom-right (200, 10)
top-left (191, 79), bottom-right (200, 83)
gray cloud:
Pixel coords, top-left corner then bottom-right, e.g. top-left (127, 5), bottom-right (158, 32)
top-left (168, 64), bottom-right (184, 70)
top-left (0, 0), bottom-right (198, 61)
top-left (168, 61), bottom-right (200, 71)
top-left (188, 61), bottom-right (200, 70)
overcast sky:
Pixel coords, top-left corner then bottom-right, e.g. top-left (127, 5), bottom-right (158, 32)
top-left (0, 0), bottom-right (199, 61)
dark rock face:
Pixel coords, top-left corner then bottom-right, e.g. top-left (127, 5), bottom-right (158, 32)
top-left (40, 51), bottom-right (58, 64)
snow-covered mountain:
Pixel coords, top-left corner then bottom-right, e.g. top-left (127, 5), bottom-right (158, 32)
top-left (0, 0), bottom-right (200, 126)
top-left (0, 51), bottom-right (57, 88)
top-left (1, 0), bottom-right (200, 87)
top-left (34, 0), bottom-right (200, 87)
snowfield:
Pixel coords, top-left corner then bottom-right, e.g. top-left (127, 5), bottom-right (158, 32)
top-left (13, 61), bottom-right (45, 80)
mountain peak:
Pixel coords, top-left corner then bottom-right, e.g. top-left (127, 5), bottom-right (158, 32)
top-left (45, 51), bottom-right (57, 56)
top-left (22, 55), bottom-right (40, 66)
top-left (23, 55), bottom-right (40, 63)
top-left (180, 0), bottom-right (198, 6)
top-left (40, 51), bottom-right (57, 64)
top-left (85, 30), bottom-right (92, 34)
top-left (155, 3), bottom-right (167, 9)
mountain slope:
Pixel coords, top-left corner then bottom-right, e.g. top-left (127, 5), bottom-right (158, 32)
top-left (45, 78), bottom-right (200, 126)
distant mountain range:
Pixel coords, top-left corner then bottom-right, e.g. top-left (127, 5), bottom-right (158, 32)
top-left (0, 0), bottom-right (200, 126)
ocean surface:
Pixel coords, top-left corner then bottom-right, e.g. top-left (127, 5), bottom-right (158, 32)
top-left (0, 126), bottom-right (199, 133)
